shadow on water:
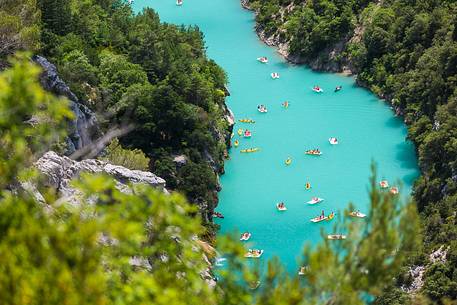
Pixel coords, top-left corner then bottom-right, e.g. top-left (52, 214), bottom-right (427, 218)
top-left (395, 141), bottom-right (418, 170)
top-left (403, 171), bottom-right (419, 186)
top-left (385, 115), bottom-right (404, 128)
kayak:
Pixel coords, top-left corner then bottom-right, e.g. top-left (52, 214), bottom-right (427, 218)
top-left (240, 232), bottom-right (251, 241)
top-left (244, 131), bottom-right (252, 138)
top-left (379, 180), bottom-right (389, 188)
top-left (285, 158), bottom-right (292, 165)
top-left (244, 249), bottom-right (264, 258)
top-left (349, 211), bottom-right (366, 218)
top-left (310, 216), bottom-right (328, 223)
top-left (282, 101), bottom-right (289, 108)
top-left (390, 187), bottom-right (399, 195)
top-left (239, 119), bottom-right (255, 123)
top-left (305, 182), bottom-right (311, 190)
top-left (327, 234), bottom-right (347, 240)
top-left (234, 140), bottom-right (239, 147)
top-left (257, 57), bottom-right (268, 63)
top-left (237, 128), bottom-right (243, 136)
top-left (305, 150), bottom-right (322, 156)
top-left (271, 73), bottom-right (280, 79)
top-left (334, 86), bottom-right (342, 92)
top-left (240, 148), bottom-right (260, 153)
top-left (176, 0), bottom-right (183, 5)
top-left (298, 266), bottom-right (309, 276)
top-left (329, 137), bottom-right (339, 145)
top-left (312, 87), bottom-right (324, 93)
top-left (258, 107), bottom-right (268, 113)
top-left (276, 203), bottom-right (287, 211)
top-left (307, 197), bottom-right (324, 205)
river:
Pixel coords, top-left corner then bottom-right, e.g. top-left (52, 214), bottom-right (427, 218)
top-left (133, 0), bottom-right (419, 273)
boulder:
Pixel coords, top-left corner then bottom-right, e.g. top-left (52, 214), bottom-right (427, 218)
top-left (35, 151), bottom-right (166, 206)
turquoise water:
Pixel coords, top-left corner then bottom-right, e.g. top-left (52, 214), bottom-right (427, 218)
top-left (134, 0), bottom-right (419, 272)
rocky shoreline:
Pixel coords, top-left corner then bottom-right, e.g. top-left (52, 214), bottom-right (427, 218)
top-left (240, 0), bottom-right (353, 74)
top-left (239, 0), bottom-right (405, 121)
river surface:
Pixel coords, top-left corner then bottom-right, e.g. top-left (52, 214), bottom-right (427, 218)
top-left (133, 0), bottom-right (419, 273)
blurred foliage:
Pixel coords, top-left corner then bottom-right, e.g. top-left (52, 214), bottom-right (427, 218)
top-left (0, 53), bottom-right (72, 188)
top-left (0, 0), bottom-right (41, 65)
top-left (0, 0), bottom-right (232, 221)
top-left (0, 55), bottom-right (423, 305)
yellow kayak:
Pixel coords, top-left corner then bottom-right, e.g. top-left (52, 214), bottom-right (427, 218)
top-left (239, 119), bottom-right (255, 123)
top-left (240, 148), bottom-right (260, 153)
top-left (234, 140), bottom-right (239, 147)
top-left (285, 158), bottom-right (292, 165)
top-left (305, 182), bottom-right (311, 190)
top-left (237, 128), bottom-right (243, 136)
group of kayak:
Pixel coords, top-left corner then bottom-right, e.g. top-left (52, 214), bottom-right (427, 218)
top-left (379, 180), bottom-right (400, 194)
top-left (233, 105), bottom-right (266, 153)
top-left (257, 57), bottom-right (280, 79)
top-left (223, 57), bottom-right (361, 265)
top-left (313, 85), bottom-right (343, 93)
top-left (258, 56), bottom-right (345, 94)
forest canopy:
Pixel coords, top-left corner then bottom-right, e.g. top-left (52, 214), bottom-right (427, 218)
top-left (0, 0), bottom-right (233, 228)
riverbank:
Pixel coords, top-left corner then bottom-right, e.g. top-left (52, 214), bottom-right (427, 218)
top-left (240, 0), bottom-right (354, 74)
top-left (239, 0), bottom-right (406, 121)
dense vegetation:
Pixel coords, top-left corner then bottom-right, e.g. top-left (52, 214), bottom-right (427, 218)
top-left (0, 56), bottom-right (422, 304)
top-left (0, 0), bottom-right (231, 229)
top-left (101, 138), bottom-right (150, 171)
top-left (246, 0), bottom-right (457, 303)
top-left (1, 0), bottom-right (455, 303)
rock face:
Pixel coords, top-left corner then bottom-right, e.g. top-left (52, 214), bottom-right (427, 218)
top-left (32, 55), bottom-right (99, 155)
top-left (401, 245), bottom-right (449, 294)
top-left (35, 151), bottom-right (166, 205)
top-left (241, 0), bottom-right (355, 74)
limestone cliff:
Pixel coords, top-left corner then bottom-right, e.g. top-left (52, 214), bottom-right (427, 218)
top-left (32, 55), bottom-right (100, 155)
top-left (33, 151), bottom-right (166, 206)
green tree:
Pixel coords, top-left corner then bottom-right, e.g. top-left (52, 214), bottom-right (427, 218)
top-left (0, 0), bottom-right (41, 65)
top-left (60, 50), bottom-right (99, 102)
top-left (100, 138), bottom-right (150, 171)
top-left (98, 50), bottom-right (148, 106)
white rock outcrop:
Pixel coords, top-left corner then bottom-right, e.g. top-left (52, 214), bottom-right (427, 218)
top-left (35, 151), bottom-right (166, 205)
